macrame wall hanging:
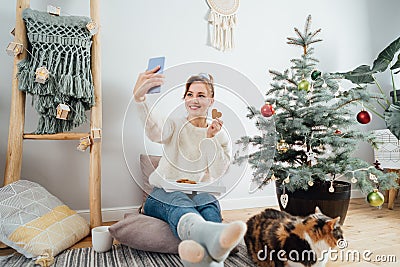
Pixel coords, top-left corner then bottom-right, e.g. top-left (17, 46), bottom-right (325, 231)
top-left (18, 8), bottom-right (95, 134)
top-left (206, 0), bottom-right (239, 51)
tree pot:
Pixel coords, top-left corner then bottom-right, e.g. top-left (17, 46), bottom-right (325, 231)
top-left (275, 180), bottom-right (351, 225)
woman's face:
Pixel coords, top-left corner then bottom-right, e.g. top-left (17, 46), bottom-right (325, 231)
top-left (184, 82), bottom-right (214, 118)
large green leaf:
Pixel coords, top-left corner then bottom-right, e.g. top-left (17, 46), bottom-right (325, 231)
top-left (371, 36), bottom-right (400, 73)
top-left (336, 65), bottom-right (375, 84)
top-left (390, 53), bottom-right (400, 72)
top-left (384, 103), bottom-right (400, 139)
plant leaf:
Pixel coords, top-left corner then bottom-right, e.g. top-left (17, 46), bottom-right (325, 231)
top-left (371, 36), bottom-right (400, 73)
top-left (390, 53), bottom-right (400, 71)
top-left (384, 103), bottom-right (400, 139)
top-left (336, 65), bottom-right (375, 84)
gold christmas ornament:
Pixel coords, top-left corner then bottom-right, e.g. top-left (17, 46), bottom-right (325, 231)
top-left (367, 189), bottom-right (384, 207)
top-left (277, 139), bottom-right (289, 153)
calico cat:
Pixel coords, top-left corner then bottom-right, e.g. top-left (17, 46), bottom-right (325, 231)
top-left (244, 207), bottom-right (343, 267)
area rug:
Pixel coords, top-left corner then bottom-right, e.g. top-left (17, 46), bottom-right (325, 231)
top-left (0, 244), bottom-right (255, 266)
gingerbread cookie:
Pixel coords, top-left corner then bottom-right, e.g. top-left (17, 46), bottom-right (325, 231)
top-left (176, 178), bottom-right (197, 184)
top-left (212, 108), bottom-right (222, 119)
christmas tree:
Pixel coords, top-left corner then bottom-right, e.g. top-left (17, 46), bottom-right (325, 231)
top-left (234, 15), bottom-right (398, 196)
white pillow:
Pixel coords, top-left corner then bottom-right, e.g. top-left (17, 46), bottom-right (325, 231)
top-left (0, 180), bottom-right (89, 264)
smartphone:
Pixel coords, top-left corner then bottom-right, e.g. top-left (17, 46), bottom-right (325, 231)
top-left (146, 56), bottom-right (165, 94)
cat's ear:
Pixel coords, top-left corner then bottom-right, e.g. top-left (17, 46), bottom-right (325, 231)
top-left (315, 206), bottom-right (322, 214)
top-left (327, 217), bottom-right (341, 230)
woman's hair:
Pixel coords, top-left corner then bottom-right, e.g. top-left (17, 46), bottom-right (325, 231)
top-left (184, 73), bottom-right (214, 98)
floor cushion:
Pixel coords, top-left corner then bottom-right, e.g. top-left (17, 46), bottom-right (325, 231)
top-left (108, 210), bottom-right (180, 254)
top-left (0, 180), bottom-right (90, 265)
top-left (109, 154), bottom-right (181, 254)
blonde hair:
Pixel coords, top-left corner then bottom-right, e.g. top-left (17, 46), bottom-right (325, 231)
top-left (184, 73), bottom-right (214, 98)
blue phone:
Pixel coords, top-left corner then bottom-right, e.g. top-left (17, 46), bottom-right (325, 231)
top-left (146, 56), bottom-right (165, 94)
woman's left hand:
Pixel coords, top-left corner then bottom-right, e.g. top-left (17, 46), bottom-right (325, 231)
top-left (207, 118), bottom-right (223, 138)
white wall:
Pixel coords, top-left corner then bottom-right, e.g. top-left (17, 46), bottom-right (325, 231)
top-left (1, 0), bottom-right (400, 220)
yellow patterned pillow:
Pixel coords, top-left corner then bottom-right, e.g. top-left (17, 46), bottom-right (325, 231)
top-left (0, 180), bottom-right (89, 266)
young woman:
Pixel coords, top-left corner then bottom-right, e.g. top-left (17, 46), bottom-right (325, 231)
top-left (133, 66), bottom-right (246, 266)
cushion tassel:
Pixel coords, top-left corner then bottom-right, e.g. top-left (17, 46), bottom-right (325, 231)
top-left (35, 252), bottom-right (54, 267)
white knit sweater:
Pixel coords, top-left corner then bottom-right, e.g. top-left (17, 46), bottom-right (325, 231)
top-left (136, 101), bottom-right (232, 188)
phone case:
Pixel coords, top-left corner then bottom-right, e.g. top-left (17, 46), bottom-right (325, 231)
top-left (147, 56), bottom-right (165, 94)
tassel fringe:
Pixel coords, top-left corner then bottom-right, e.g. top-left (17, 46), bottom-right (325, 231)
top-left (208, 10), bottom-right (237, 51)
top-left (17, 8), bottom-right (94, 134)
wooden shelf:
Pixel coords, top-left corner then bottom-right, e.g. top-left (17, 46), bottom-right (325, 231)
top-left (23, 132), bottom-right (90, 140)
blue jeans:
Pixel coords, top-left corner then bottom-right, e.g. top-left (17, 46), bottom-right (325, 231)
top-left (143, 187), bottom-right (222, 238)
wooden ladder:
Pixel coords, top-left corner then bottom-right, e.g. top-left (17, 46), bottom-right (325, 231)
top-left (3, 0), bottom-right (103, 229)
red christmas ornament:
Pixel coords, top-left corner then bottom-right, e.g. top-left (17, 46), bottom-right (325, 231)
top-left (334, 129), bottom-right (342, 134)
top-left (356, 110), bottom-right (371, 124)
top-left (261, 102), bottom-right (275, 117)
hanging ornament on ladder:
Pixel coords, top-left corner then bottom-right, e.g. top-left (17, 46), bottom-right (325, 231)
top-left (6, 42), bottom-right (23, 56)
top-left (206, 0), bottom-right (239, 51)
top-left (56, 104), bottom-right (70, 120)
top-left (77, 136), bottom-right (92, 152)
top-left (47, 5), bottom-right (61, 16)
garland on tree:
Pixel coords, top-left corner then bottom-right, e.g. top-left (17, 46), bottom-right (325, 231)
top-left (18, 8), bottom-right (95, 134)
top-left (234, 15), bottom-right (398, 195)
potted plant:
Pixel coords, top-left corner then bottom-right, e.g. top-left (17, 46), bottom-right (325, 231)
top-left (337, 36), bottom-right (400, 139)
top-left (234, 16), bottom-right (398, 224)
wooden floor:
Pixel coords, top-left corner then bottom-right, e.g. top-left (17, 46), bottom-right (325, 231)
top-left (1, 197), bottom-right (399, 266)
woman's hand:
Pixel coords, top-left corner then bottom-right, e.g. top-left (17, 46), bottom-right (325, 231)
top-left (133, 66), bottom-right (165, 102)
top-left (207, 118), bottom-right (223, 138)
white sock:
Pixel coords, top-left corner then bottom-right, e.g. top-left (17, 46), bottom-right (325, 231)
top-left (178, 240), bottom-right (224, 267)
top-left (177, 213), bottom-right (247, 262)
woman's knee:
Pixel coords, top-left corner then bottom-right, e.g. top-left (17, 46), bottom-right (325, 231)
top-left (192, 193), bottom-right (218, 206)
top-left (169, 191), bottom-right (194, 207)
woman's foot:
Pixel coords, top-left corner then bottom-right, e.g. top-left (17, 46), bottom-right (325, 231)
top-left (178, 240), bottom-right (224, 267)
top-left (179, 240), bottom-right (205, 263)
top-left (177, 213), bottom-right (247, 262)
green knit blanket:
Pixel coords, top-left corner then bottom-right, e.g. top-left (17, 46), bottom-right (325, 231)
top-left (18, 8), bottom-right (95, 134)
